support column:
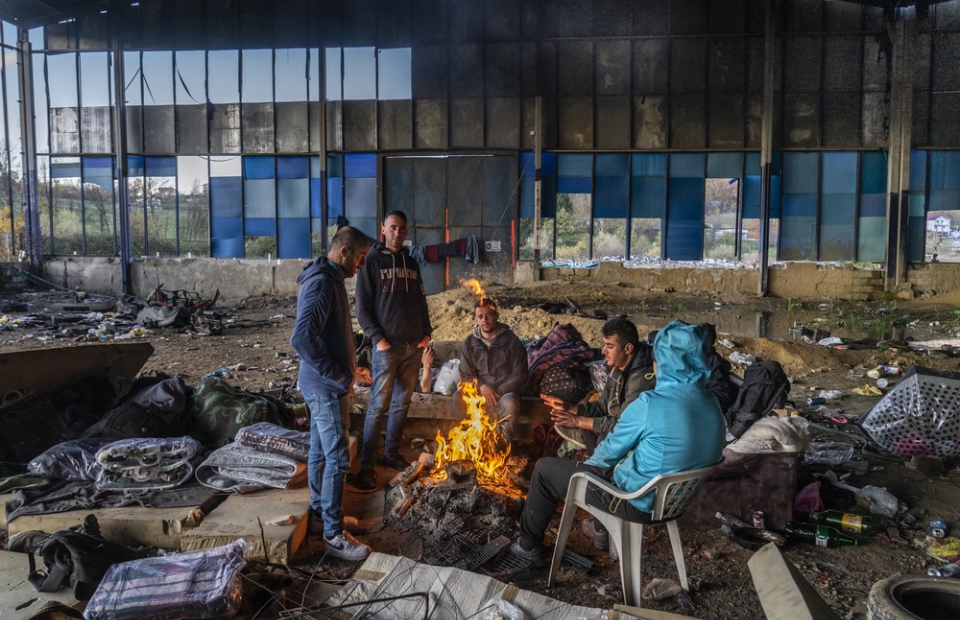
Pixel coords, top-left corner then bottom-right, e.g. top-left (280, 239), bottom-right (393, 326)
top-left (757, 0), bottom-right (776, 296)
top-left (16, 31), bottom-right (41, 274)
top-left (319, 49), bottom-right (328, 253)
top-left (885, 19), bottom-right (917, 290)
top-left (111, 23), bottom-right (132, 294)
top-left (534, 95), bottom-right (542, 264)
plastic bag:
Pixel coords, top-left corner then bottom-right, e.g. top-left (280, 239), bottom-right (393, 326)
top-left (818, 390), bottom-right (843, 400)
top-left (28, 438), bottom-right (111, 481)
top-left (642, 578), bottom-right (683, 601)
top-left (794, 481), bottom-right (824, 516)
top-left (434, 359), bottom-right (461, 396)
top-left (729, 351), bottom-right (759, 366)
top-left (84, 539), bottom-right (251, 620)
top-left (859, 485), bottom-right (899, 518)
top-left (587, 359), bottom-right (609, 393)
top-left (481, 598), bottom-right (528, 620)
top-left (803, 441), bottom-right (854, 465)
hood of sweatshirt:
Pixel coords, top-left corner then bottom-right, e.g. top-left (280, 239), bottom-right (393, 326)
top-left (296, 256), bottom-right (344, 285)
top-left (652, 320), bottom-right (712, 388)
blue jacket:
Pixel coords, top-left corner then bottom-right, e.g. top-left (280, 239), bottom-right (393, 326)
top-left (585, 320), bottom-right (725, 513)
top-left (290, 257), bottom-right (355, 397)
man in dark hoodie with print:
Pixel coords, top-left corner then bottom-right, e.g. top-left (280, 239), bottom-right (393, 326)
top-left (291, 226), bottom-right (372, 561)
top-left (355, 211), bottom-right (433, 490)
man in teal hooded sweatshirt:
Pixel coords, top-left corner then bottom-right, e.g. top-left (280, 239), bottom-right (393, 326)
top-left (511, 320), bottom-right (725, 562)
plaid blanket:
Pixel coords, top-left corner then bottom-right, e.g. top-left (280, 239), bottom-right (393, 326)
top-left (84, 540), bottom-right (248, 620)
top-left (526, 323), bottom-right (594, 394)
top-left (234, 422), bottom-right (310, 462)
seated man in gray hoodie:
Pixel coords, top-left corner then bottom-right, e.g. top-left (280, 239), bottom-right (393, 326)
top-left (457, 297), bottom-right (528, 444)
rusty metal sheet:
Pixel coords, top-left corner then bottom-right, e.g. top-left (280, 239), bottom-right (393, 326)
top-left (210, 103), bottom-right (241, 154)
top-left (50, 107), bottom-right (80, 153)
top-left (559, 41), bottom-right (594, 96)
top-left (378, 100), bottom-right (413, 151)
top-left (0, 342), bottom-right (153, 398)
top-left (325, 101), bottom-right (343, 152)
top-left (670, 94), bottom-right (706, 149)
top-left (783, 36), bottom-right (821, 93)
top-left (929, 92), bottom-right (960, 148)
top-left (176, 105), bottom-right (207, 154)
top-left (485, 97), bottom-right (520, 149)
top-left (276, 101), bottom-right (309, 153)
top-left (822, 91), bottom-right (860, 148)
top-left (143, 105), bottom-right (176, 154)
top-left (823, 36), bottom-right (861, 93)
top-left (449, 157), bottom-right (482, 227)
top-left (558, 96), bottom-right (593, 149)
top-left (80, 106), bottom-right (112, 153)
top-left (596, 40), bottom-right (630, 95)
top-left (783, 93), bottom-right (819, 148)
top-left (670, 39), bottom-right (707, 94)
top-left (414, 98), bottom-right (447, 148)
top-left (242, 102), bottom-right (276, 153)
top-left (633, 95), bottom-right (668, 149)
top-left (342, 100), bottom-right (376, 151)
top-left (450, 97), bottom-right (483, 148)
top-left (709, 38), bottom-right (746, 93)
top-left (861, 91), bottom-right (889, 148)
top-left (485, 42), bottom-right (520, 97)
top-left (708, 93), bottom-right (744, 149)
top-left (595, 95), bottom-right (631, 149)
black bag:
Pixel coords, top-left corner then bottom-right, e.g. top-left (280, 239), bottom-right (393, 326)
top-left (27, 516), bottom-right (142, 601)
top-left (725, 360), bottom-right (791, 439)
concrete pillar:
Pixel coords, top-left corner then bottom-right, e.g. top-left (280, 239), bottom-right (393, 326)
top-left (111, 16), bottom-right (132, 295)
top-left (757, 0), bottom-right (777, 296)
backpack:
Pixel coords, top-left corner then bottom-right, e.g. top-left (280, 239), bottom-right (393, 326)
top-left (27, 516), bottom-right (143, 601)
top-left (725, 360), bottom-right (791, 439)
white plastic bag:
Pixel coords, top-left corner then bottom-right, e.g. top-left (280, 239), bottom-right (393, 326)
top-left (434, 359), bottom-right (461, 396)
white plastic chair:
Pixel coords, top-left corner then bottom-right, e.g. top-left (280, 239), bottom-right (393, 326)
top-left (547, 461), bottom-right (719, 607)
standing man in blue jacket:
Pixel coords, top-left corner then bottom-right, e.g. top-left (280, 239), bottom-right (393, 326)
top-left (510, 320), bottom-right (725, 564)
top-left (290, 226), bottom-right (372, 561)
top-left (355, 211), bottom-right (433, 490)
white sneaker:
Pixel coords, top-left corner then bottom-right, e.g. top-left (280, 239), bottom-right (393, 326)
top-left (324, 531), bottom-right (371, 561)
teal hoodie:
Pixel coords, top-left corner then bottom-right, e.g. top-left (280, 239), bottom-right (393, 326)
top-left (585, 320), bottom-right (725, 513)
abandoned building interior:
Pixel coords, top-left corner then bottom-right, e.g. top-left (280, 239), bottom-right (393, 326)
top-left (1, 0), bottom-right (960, 618)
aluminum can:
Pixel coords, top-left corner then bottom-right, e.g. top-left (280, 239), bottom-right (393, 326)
top-left (807, 397), bottom-right (826, 405)
top-left (752, 511), bottom-right (766, 530)
top-left (930, 520), bottom-right (948, 539)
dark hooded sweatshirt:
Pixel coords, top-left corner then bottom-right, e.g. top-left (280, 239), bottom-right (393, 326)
top-left (355, 241), bottom-right (432, 346)
top-left (290, 257), bottom-right (356, 397)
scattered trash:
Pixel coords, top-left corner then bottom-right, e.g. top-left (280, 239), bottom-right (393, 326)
top-left (785, 522), bottom-right (859, 547)
top-left (809, 510), bottom-right (877, 535)
top-left (928, 537), bottom-right (960, 559)
top-left (818, 337), bottom-right (844, 347)
top-left (716, 512), bottom-right (751, 529)
top-left (718, 338), bottom-right (736, 349)
top-left (732, 527), bottom-right (787, 551)
top-left (803, 442), bottom-right (854, 465)
top-left (203, 367), bottom-right (239, 380)
top-left (927, 564), bottom-right (960, 578)
top-left (852, 384), bottom-right (883, 396)
top-left (729, 351), bottom-right (759, 366)
top-left (481, 598), bottom-right (528, 620)
top-left (794, 481), bottom-right (824, 516)
top-left (819, 470), bottom-right (901, 518)
top-left (930, 520), bottom-right (949, 539)
top-left (642, 578), bottom-right (683, 601)
top-left (818, 390), bottom-right (842, 400)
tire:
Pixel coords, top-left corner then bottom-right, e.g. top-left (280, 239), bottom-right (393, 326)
top-left (867, 574), bottom-right (960, 620)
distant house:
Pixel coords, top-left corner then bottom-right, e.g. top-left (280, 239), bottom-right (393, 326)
top-left (927, 213), bottom-right (951, 235)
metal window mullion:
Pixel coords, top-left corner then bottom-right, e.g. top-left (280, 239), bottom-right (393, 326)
top-left (854, 151), bottom-right (861, 260)
top-left (77, 52), bottom-right (87, 254)
top-left (0, 44), bottom-right (13, 255)
top-left (662, 155), bottom-right (670, 260)
top-left (814, 152), bottom-right (822, 261)
top-left (701, 152), bottom-right (707, 260)
top-left (588, 154), bottom-right (595, 260)
top-left (626, 154), bottom-right (632, 259)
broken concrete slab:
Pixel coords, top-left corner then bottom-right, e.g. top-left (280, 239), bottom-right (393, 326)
top-left (3, 497), bottom-right (209, 549)
top-left (0, 550), bottom-right (84, 620)
top-left (748, 542), bottom-right (841, 620)
top-left (0, 342), bottom-right (153, 398)
top-left (179, 488), bottom-right (309, 564)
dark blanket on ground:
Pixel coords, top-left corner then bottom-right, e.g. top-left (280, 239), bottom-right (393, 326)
top-left (5, 480), bottom-right (219, 523)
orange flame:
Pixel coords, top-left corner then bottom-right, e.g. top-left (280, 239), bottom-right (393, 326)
top-left (434, 380), bottom-right (510, 482)
top-left (460, 278), bottom-right (487, 299)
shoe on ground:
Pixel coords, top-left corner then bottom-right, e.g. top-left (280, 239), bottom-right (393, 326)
top-left (324, 531), bottom-right (371, 561)
top-left (376, 454), bottom-right (410, 471)
top-left (554, 425), bottom-right (587, 450)
top-left (509, 539), bottom-right (545, 569)
top-left (351, 468), bottom-right (377, 490)
top-left (582, 517), bottom-right (609, 552)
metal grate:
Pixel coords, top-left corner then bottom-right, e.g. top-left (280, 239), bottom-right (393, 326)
top-left (452, 535), bottom-right (511, 571)
top-left (483, 547), bottom-right (532, 582)
top-left (859, 366), bottom-right (960, 459)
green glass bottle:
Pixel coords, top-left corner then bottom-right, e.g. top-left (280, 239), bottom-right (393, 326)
top-left (785, 522), bottom-right (859, 548)
top-left (809, 510), bottom-right (877, 536)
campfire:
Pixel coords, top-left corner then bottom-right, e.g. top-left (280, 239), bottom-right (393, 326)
top-left (434, 380), bottom-right (511, 483)
top-left (461, 277), bottom-right (486, 298)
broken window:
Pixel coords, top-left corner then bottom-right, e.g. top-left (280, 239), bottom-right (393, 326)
top-left (123, 51), bottom-right (142, 106)
top-left (177, 156), bottom-right (210, 257)
top-left (275, 48), bottom-right (307, 102)
top-left (174, 51), bottom-right (206, 105)
top-left (703, 178), bottom-right (740, 261)
top-left (145, 156), bottom-right (177, 256)
top-left (50, 156), bottom-right (82, 254)
top-left (141, 52), bottom-right (174, 106)
top-left (34, 52), bottom-right (49, 153)
top-left (82, 157), bottom-right (116, 255)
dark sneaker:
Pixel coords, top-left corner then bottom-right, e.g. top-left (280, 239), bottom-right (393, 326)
top-left (351, 467), bottom-right (377, 490)
top-left (554, 426), bottom-right (588, 450)
top-left (7, 530), bottom-right (48, 554)
top-left (376, 454), bottom-right (410, 471)
top-left (508, 539), bottom-right (545, 569)
top-left (324, 531), bottom-right (371, 561)
top-left (583, 517), bottom-right (616, 559)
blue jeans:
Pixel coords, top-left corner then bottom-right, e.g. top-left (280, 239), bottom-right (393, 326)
top-left (305, 388), bottom-right (351, 538)
top-left (361, 344), bottom-right (421, 469)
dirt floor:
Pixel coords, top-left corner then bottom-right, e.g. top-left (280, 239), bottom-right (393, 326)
top-left (4, 279), bottom-right (960, 618)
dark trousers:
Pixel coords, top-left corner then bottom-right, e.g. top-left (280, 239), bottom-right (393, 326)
top-left (519, 457), bottom-right (652, 549)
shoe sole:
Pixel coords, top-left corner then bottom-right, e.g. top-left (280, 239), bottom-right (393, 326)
top-left (324, 545), bottom-right (371, 561)
top-left (553, 427), bottom-right (587, 450)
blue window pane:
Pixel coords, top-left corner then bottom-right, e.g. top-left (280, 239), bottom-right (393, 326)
top-left (279, 218), bottom-right (312, 258)
top-left (857, 216), bottom-right (886, 262)
top-left (211, 217), bottom-right (243, 257)
top-left (557, 177), bottom-right (591, 194)
top-left (909, 151), bottom-right (927, 192)
top-left (707, 152), bottom-right (743, 178)
top-left (780, 216), bottom-right (816, 260)
top-left (860, 193), bottom-right (886, 218)
top-left (782, 152), bottom-right (818, 194)
top-left (667, 177), bottom-right (704, 219)
top-left (820, 194), bottom-right (856, 225)
top-left (781, 193), bottom-right (817, 218)
top-left (594, 176), bottom-right (628, 218)
top-left (310, 155), bottom-right (321, 178)
top-left (311, 178), bottom-right (322, 218)
top-left (328, 177), bottom-right (344, 218)
top-left (631, 153), bottom-right (666, 177)
top-left (631, 176), bottom-right (666, 218)
top-left (345, 177), bottom-right (376, 217)
top-left (278, 178), bottom-right (310, 218)
top-left (211, 177), bottom-right (242, 218)
top-left (745, 152), bottom-right (761, 175)
top-left (860, 152), bottom-right (887, 195)
top-left (595, 153), bottom-right (629, 177)
top-left (558, 153), bottom-right (592, 177)
top-left (244, 179), bottom-right (275, 218)
top-left (278, 156), bottom-right (309, 179)
top-left (145, 156), bottom-right (177, 178)
top-left (244, 218), bottom-right (276, 236)
top-left (344, 153), bottom-right (376, 178)
top-left (821, 152), bottom-right (858, 195)
top-left (521, 176), bottom-right (534, 218)
top-left (669, 153), bottom-right (704, 178)
top-left (521, 152), bottom-right (557, 176)
top-left (327, 153), bottom-right (344, 178)
top-left (542, 152), bottom-right (557, 176)
top-left (128, 156), bottom-right (144, 177)
top-left (743, 175), bottom-right (760, 219)
top-left (51, 160), bottom-right (81, 178)
top-left (244, 156), bottom-right (275, 179)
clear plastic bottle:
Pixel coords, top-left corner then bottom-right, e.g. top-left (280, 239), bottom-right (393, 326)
top-left (715, 511), bottom-right (751, 529)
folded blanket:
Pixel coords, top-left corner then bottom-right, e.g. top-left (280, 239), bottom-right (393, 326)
top-left (195, 443), bottom-right (305, 494)
top-left (96, 437), bottom-right (200, 491)
top-left (234, 422), bottom-right (310, 462)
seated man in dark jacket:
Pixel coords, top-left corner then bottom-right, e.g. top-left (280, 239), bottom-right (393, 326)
top-left (542, 319), bottom-right (655, 455)
top-left (698, 322), bottom-right (739, 415)
top-left (457, 297), bottom-right (528, 443)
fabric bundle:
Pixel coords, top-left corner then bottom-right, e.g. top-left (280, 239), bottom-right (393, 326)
top-left (234, 422), bottom-right (310, 462)
top-left (195, 443), bottom-right (306, 493)
top-left (95, 437), bottom-right (200, 491)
